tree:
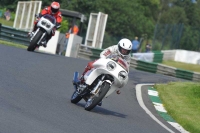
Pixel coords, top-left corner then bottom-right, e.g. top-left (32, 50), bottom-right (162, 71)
top-left (61, 0), bottom-right (156, 43)
top-left (3, 0), bottom-right (199, 51)
top-left (159, 6), bottom-right (188, 24)
top-left (0, 0), bottom-right (19, 11)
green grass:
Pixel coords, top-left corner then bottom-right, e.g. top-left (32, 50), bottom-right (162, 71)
top-left (0, 18), bottom-right (27, 49)
top-left (0, 40), bottom-right (27, 49)
top-left (0, 17), bottom-right (13, 27)
top-left (162, 60), bottom-right (200, 73)
top-left (155, 82), bottom-right (200, 133)
top-left (0, 17), bottom-right (28, 49)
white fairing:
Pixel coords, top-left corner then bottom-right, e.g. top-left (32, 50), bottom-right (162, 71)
top-left (84, 57), bottom-right (129, 97)
top-left (37, 15), bottom-right (56, 35)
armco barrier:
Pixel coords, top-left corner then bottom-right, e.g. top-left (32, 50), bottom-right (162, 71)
top-left (76, 45), bottom-right (101, 60)
top-left (132, 52), bottom-right (163, 63)
top-left (157, 64), bottom-right (176, 77)
top-left (175, 69), bottom-right (194, 81)
top-left (193, 72), bottom-right (200, 81)
top-left (90, 48), bottom-right (103, 60)
top-left (161, 50), bottom-right (176, 61)
top-left (130, 58), bottom-right (138, 68)
top-left (152, 51), bottom-right (163, 63)
top-left (0, 24), bottom-right (29, 46)
top-left (76, 44), bottom-right (200, 81)
top-left (136, 60), bottom-right (158, 73)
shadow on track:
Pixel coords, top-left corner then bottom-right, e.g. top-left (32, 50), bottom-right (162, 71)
top-left (74, 103), bottom-right (127, 118)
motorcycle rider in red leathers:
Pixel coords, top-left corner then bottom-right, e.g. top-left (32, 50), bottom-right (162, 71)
top-left (79, 38), bottom-right (132, 104)
top-left (29, 2), bottom-right (62, 47)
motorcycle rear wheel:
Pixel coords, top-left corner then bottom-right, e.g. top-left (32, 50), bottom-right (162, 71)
top-left (85, 82), bottom-right (110, 111)
top-left (27, 30), bottom-right (43, 51)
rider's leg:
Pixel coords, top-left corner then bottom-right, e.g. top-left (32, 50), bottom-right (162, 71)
top-left (28, 21), bottom-right (37, 37)
top-left (81, 60), bottom-right (96, 77)
top-left (42, 28), bottom-right (56, 47)
top-left (41, 35), bottom-right (52, 47)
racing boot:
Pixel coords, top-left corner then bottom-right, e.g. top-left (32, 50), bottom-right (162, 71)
top-left (79, 75), bottom-right (85, 83)
top-left (42, 36), bottom-right (52, 48)
top-left (98, 101), bottom-right (102, 106)
top-left (41, 40), bottom-right (47, 48)
top-left (77, 84), bottom-right (87, 93)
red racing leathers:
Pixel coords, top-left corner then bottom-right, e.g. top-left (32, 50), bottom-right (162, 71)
top-left (33, 6), bottom-right (62, 36)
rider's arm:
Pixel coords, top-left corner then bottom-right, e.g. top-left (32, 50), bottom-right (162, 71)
top-left (100, 45), bottom-right (116, 58)
top-left (34, 7), bottom-right (48, 21)
top-left (41, 7), bottom-right (49, 16)
top-left (35, 7), bottom-right (47, 19)
top-left (100, 49), bottom-right (111, 58)
top-left (56, 12), bottom-right (62, 29)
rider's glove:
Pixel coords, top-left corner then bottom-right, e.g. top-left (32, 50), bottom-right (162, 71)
top-left (35, 13), bottom-right (41, 22)
top-left (110, 56), bottom-right (118, 62)
top-left (56, 23), bottom-right (61, 29)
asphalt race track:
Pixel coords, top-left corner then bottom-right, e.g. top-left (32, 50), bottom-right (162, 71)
top-left (0, 44), bottom-right (184, 133)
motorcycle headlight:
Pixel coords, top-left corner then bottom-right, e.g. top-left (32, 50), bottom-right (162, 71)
top-left (41, 20), bottom-right (47, 25)
top-left (118, 71), bottom-right (127, 80)
top-left (46, 23), bottom-right (51, 28)
top-left (106, 61), bottom-right (116, 71)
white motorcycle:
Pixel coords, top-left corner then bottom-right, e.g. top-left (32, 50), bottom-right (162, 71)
top-left (27, 14), bottom-right (56, 51)
top-left (71, 54), bottom-right (129, 111)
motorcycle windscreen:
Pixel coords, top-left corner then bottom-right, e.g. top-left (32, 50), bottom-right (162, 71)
top-left (43, 14), bottom-right (56, 24)
top-left (117, 58), bottom-right (129, 72)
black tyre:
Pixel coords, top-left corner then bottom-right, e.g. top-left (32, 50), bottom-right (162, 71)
top-left (27, 30), bottom-right (43, 51)
top-left (85, 82), bottom-right (110, 111)
top-left (71, 90), bottom-right (82, 104)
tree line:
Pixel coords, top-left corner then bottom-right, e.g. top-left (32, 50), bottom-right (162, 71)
top-left (1, 0), bottom-right (200, 50)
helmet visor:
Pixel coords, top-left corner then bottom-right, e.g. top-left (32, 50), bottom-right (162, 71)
top-left (118, 45), bottom-right (131, 55)
top-left (51, 7), bottom-right (59, 14)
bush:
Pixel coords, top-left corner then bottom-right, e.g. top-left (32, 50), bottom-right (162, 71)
top-left (58, 19), bottom-right (69, 33)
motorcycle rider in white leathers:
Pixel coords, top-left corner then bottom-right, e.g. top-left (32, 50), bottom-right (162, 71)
top-left (100, 39), bottom-right (132, 72)
top-left (79, 38), bottom-right (132, 98)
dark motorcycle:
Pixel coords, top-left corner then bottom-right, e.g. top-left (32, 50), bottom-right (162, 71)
top-left (27, 14), bottom-right (56, 51)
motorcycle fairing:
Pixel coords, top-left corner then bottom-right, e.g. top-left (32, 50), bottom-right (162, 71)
top-left (84, 58), bottom-right (128, 88)
top-left (37, 15), bottom-right (56, 35)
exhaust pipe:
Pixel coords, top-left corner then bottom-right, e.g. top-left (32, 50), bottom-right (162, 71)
top-left (73, 71), bottom-right (79, 84)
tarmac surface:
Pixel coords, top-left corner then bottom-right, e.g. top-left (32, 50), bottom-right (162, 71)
top-left (0, 44), bottom-right (185, 133)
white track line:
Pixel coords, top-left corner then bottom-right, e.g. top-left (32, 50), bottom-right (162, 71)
top-left (136, 84), bottom-right (175, 133)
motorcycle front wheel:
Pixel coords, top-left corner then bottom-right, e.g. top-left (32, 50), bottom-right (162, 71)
top-left (71, 90), bottom-right (82, 104)
top-left (27, 30), bottom-right (43, 51)
top-left (85, 82), bottom-right (110, 111)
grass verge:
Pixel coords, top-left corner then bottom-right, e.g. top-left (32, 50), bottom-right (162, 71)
top-left (0, 18), bottom-right (14, 27)
top-left (0, 40), bottom-right (27, 49)
top-left (162, 60), bottom-right (200, 73)
top-left (155, 82), bottom-right (200, 133)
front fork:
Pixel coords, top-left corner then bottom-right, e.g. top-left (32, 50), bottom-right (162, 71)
top-left (30, 28), bottom-right (40, 41)
top-left (30, 28), bottom-right (46, 45)
top-left (37, 32), bottom-right (46, 45)
top-left (90, 75), bottom-right (106, 95)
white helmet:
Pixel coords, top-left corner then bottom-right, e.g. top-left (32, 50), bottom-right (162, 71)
top-left (118, 38), bottom-right (132, 56)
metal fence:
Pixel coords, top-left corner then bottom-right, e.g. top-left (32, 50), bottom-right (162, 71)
top-left (152, 23), bottom-right (200, 52)
top-left (0, 24), bottom-right (29, 46)
top-left (152, 23), bottom-right (183, 50)
top-left (13, 1), bottom-right (42, 32)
